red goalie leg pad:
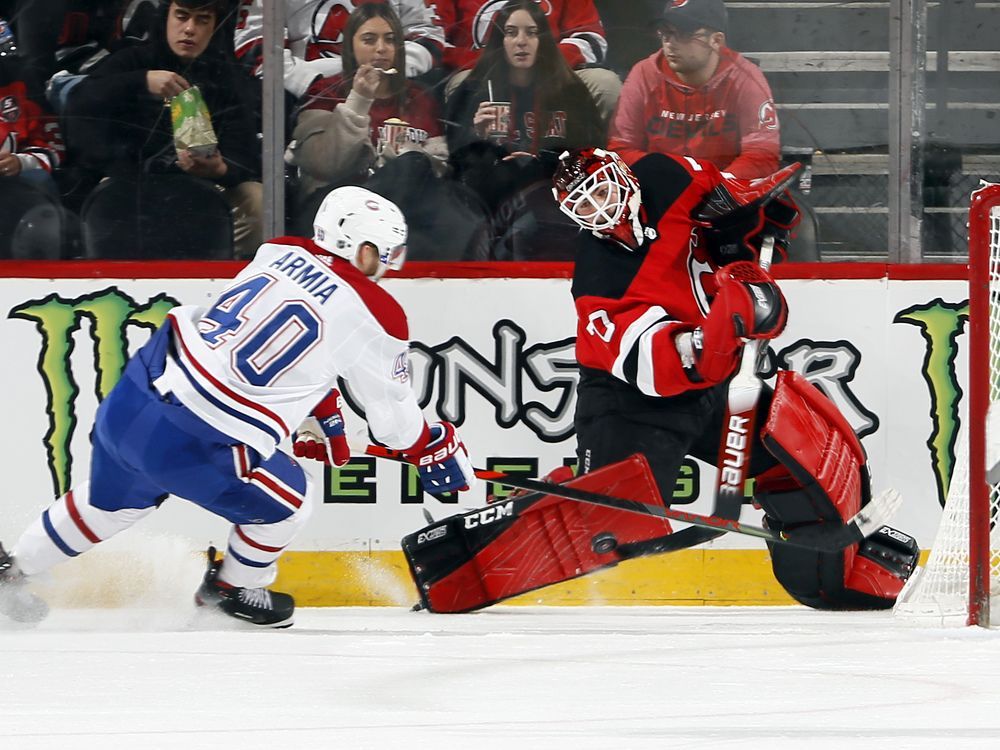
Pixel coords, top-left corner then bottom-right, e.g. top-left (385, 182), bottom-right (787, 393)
top-left (758, 369), bottom-right (868, 524)
top-left (401, 455), bottom-right (673, 613)
top-left (755, 370), bottom-right (919, 609)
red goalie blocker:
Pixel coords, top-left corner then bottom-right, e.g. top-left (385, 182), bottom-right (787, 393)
top-left (401, 455), bottom-right (672, 613)
top-left (755, 370), bottom-right (919, 609)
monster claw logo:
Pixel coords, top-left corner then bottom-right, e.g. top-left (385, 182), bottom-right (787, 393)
top-left (9, 288), bottom-right (178, 496)
top-left (894, 298), bottom-right (969, 507)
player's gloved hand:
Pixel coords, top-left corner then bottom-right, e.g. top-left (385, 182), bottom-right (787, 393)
top-left (689, 262), bottom-right (787, 383)
top-left (696, 164), bottom-right (803, 265)
top-left (699, 190), bottom-right (801, 265)
top-left (404, 422), bottom-right (477, 496)
top-left (749, 190), bottom-right (800, 258)
top-left (293, 389), bottom-right (350, 466)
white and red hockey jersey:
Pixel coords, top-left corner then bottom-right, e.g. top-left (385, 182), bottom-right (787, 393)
top-left (0, 81), bottom-right (65, 173)
top-left (435, 0), bottom-right (608, 71)
top-left (234, 0), bottom-right (446, 96)
top-left (154, 237), bottom-right (426, 456)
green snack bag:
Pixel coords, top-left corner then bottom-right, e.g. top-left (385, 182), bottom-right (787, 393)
top-left (171, 86), bottom-right (218, 157)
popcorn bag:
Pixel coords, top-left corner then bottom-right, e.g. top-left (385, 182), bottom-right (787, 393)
top-left (170, 86), bottom-right (218, 157)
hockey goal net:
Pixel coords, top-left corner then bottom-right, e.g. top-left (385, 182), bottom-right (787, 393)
top-left (894, 182), bottom-right (1000, 627)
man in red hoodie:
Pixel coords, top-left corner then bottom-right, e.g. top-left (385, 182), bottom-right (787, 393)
top-left (608, 0), bottom-right (779, 179)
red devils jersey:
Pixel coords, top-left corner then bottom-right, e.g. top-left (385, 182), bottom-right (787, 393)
top-left (0, 81), bottom-right (65, 173)
top-left (572, 153), bottom-right (729, 399)
top-left (609, 48), bottom-right (779, 179)
top-left (435, 0), bottom-right (607, 70)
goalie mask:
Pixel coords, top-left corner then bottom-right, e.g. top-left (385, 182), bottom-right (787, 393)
top-left (552, 148), bottom-right (644, 250)
top-left (313, 186), bottom-right (408, 280)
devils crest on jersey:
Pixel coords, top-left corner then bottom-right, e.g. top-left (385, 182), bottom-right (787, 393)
top-left (308, 0), bottom-right (388, 60)
top-left (471, 0), bottom-right (552, 48)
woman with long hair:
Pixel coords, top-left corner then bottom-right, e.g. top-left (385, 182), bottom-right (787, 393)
top-left (445, 0), bottom-right (605, 258)
top-left (445, 0), bottom-right (604, 158)
top-left (289, 2), bottom-right (446, 213)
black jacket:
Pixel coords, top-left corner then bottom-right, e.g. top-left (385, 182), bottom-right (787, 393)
top-left (65, 3), bottom-right (256, 186)
top-left (445, 72), bottom-right (604, 212)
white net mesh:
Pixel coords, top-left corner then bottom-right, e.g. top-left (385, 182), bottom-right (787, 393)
top-left (894, 192), bottom-right (1000, 626)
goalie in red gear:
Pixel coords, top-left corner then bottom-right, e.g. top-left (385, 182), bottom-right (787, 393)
top-left (403, 148), bottom-right (917, 613)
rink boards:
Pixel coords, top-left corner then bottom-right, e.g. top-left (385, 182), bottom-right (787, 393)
top-left (0, 261), bottom-right (967, 606)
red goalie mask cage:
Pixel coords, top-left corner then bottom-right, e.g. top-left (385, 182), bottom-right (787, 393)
top-left (894, 181), bottom-right (1000, 627)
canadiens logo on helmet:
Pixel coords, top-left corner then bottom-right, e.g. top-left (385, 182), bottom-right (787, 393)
top-left (670, 0), bottom-right (692, 7)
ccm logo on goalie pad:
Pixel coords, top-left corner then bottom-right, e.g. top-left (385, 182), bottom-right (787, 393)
top-left (418, 435), bottom-right (462, 466)
top-left (877, 526), bottom-right (913, 545)
top-left (416, 526), bottom-right (448, 546)
top-left (719, 415), bottom-right (750, 497)
top-left (464, 501), bottom-right (515, 529)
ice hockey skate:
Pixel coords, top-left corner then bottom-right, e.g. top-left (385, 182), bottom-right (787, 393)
top-left (0, 543), bottom-right (48, 624)
top-left (194, 547), bottom-right (294, 628)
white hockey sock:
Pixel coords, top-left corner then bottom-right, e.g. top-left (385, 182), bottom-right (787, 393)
top-left (219, 479), bottom-right (313, 589)
top-left (12, 482), bottom-right (154, 576)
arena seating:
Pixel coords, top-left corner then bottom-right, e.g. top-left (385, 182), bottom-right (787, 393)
top-left (81, 174), bottom-right (234, 260)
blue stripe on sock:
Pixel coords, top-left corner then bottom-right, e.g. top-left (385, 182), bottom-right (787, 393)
top-left (42, 510), bottom-right (79, 558)
top-left (227, 545), bottom-right (272, 568)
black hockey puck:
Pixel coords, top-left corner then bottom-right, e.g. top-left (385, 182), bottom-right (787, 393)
top-left (591, 532), bottom-right (618, 554)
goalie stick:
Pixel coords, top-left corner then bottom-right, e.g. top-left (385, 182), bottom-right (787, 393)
top-left (363, 444), bottom-right (902, 553)
top-left (713, 234), bottom-right (776, 519)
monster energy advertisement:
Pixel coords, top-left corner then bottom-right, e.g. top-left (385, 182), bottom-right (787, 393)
top-left (0, 274), bottom-right (970, 550)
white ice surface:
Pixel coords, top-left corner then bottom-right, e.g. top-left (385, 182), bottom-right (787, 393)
top-left (3, 604), bottom-right (1000, 750)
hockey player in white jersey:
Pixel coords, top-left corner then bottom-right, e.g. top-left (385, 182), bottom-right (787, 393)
top-left (0, 186), bottom-right (476, 628)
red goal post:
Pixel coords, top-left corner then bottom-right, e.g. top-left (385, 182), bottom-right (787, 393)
top-left (894, 181), bottom-right (1000, 627)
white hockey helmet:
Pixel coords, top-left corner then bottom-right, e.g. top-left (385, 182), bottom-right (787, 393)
top-left (313, 186), bottom-right (408, 279)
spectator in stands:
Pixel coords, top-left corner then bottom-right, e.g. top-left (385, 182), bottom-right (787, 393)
top-left (288, 3), bottom-right (486, 260)
top-left (0, 23), bottom-right (66, 259)
top-left (6, 1), bottom-right (159, 113)
top-left (0, 29), bottom-right (64, 196)
top-left (609, 0), bottom-right (779, 179)
top-left (289, 4), bottom-right (446, 205)
top-left (438, 0), bottom-right (622, 124)
top-left (444, 0), bottom-right (604, 259)
top-left (234, 0), bottom-right (445, 101)
top-left (64, 0), bottom-right (263, 257)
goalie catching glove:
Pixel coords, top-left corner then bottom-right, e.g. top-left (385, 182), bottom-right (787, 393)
top-left (404, 421), bottom-right (476, 496)
top-left (293, 389), bottom-right (350, 466)
top-left (679, 261), bottom-right (787, 385)
top-left (696, 163), bottom-right (802, 265)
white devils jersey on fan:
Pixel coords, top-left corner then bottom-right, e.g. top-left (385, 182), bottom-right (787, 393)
top-left (153, 237), bottom-right (425, 457)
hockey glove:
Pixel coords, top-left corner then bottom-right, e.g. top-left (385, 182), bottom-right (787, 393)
top-left (404, 422), bottom-right (476, 496)
top-left (293, 389), bottom-right (351, 466)
top-left (696, 163), bottom-right (803, 265)
top-left (687, 262), bottom-right (788, 383)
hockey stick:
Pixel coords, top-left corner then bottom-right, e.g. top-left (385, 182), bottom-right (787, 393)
top-left (713, 234), bottom-right (776, 517)
top-left (363, 444), bottom-right (901, 553)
